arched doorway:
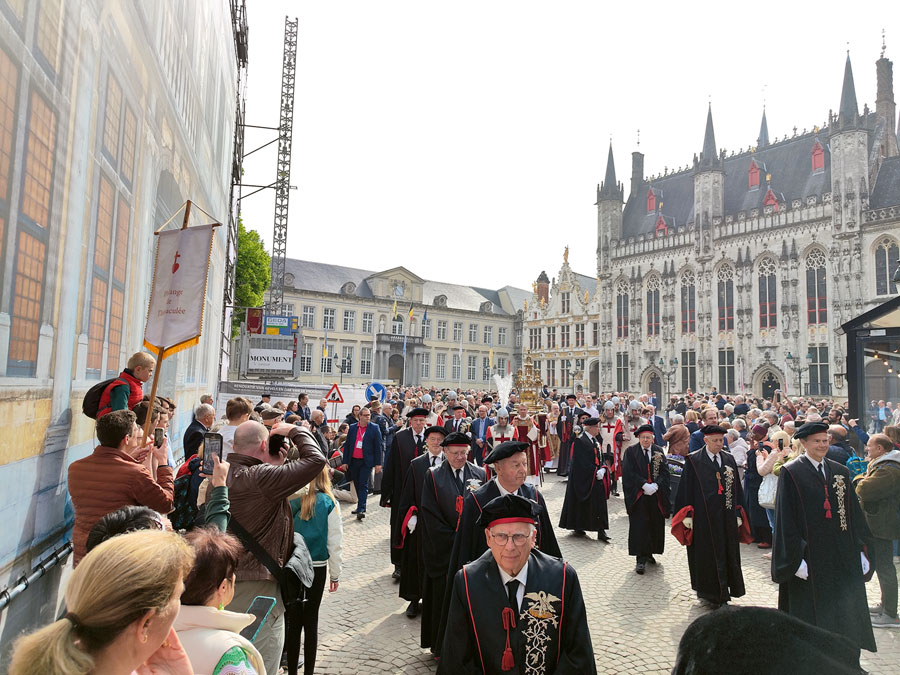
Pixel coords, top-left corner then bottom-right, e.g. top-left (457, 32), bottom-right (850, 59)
top-left (761, 371), bottom-right (780, 400)
top-left (388, 354), bottom-right (404, 384)
top-left (648, 372), bottom-right (662, 403)
top-left (589, 361), bottom-right (599, 395)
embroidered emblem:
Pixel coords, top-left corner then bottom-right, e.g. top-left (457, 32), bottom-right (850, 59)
top-left (723, 465), bottom-right (735, 510)
top-left (466, 478), bottom-right (482, 492)
top-left (520, 591), bottom-right (560, 675)
top-left (651, 452), bottom-right (663, 481)
top-left (832, 475), bottom-right (848, 531)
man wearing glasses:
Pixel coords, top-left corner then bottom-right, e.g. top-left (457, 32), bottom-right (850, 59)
top-left (438, 494), bottom-right (596, 674)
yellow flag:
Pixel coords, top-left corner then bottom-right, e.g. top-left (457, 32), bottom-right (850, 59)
top-left (489, 348), bottom-right (494, 368)
top-left (391, 300), bottom-right (397, 318)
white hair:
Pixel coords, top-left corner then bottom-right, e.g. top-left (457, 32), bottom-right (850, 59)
top-left (195, 403), bottom-right (215, 419)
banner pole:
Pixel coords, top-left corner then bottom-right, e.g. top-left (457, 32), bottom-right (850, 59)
top-left (142, 346), bottom-right (167, 442)
top-left (181, 200), bottom-right (192, 229)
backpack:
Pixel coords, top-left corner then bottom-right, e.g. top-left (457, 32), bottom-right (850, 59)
top-left (82, 378), bottom-right (118, 419)
top-left (170, 456), bottom-right (203, 531)
top-left (846, 454), bottom-right (868, 479)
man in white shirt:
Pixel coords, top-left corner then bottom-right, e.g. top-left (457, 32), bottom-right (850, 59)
top-left (219, 397), bottom-right (252, 459)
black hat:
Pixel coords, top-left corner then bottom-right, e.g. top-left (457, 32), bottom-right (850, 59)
top-left (441, 431), bottom-right (471, 446)
top-left (566, 393), bottom-right (577, 401)
top-left (582, 417), bottom-right (601, 427)
top-left (575, 409), bottom-right (589, 419)
top-left (424, 425), bottom-right (448, 439)
top-left (700, 424), bottom-right (727, 436)
top-left (406, 407), bottom-right (429, 419)
top-left (451, 404), bottom-right (466, 411)
top-left (261, 393), bottom-right (271, 399)
top-left (481, 396), bottom-right (494, 403)
top-left (635, 424), bottom-right (655, 436)
top-left (476, 493), bottom-right (543, 529)
top-left (793, 421), bottom-right (829, 440)
top-left (483, 441), bottom-right (529, 464)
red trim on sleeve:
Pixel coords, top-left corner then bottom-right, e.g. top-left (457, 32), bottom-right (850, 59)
top-left (462, 566), bottom-right (486, 673)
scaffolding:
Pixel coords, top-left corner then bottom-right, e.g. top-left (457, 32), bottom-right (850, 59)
top-left (267, 17), bottom-right (298, 316)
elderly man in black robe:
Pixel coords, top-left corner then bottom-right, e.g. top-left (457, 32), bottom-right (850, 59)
top-left (772, 421), bottom-right (876, 652)
top-left (555, 393), bottom-right (581, 477)
top-left (381, 407), bottom-right (429, 580)
top-left (420, 431), bottom-right (485, 654)
top-left (672, 424), bottom-right (751, 608)
top-left (622, 423), bottom-right (671, 574)
top-left (438, 494), bottom-right (597, 675)
top-left (558, 417), bottom-right (611, 541)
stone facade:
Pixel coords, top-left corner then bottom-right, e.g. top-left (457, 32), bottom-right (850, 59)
top-left (526, 53), bottom-right (900, 403)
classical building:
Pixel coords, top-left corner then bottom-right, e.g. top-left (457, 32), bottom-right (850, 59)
top-left (260, 259), bottom-right (528, 388)
top-left (525, 51), bottom-right (900, 403)
top-left (0, 1), bottom-right (239, 657)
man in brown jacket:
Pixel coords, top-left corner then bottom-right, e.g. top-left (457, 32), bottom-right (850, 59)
top-left (68, 409), bottom-right (173, 565)
top-left (854, 433), bottom-right (900, 628)
top-left (225, 419), bottom-right (326, 674)
top-left (663, 414), bottom-right (691, 456)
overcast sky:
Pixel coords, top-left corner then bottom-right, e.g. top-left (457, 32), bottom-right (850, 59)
top-left (238, 1), bottom-right (893, 292)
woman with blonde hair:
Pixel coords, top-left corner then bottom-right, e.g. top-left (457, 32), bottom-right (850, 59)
top-left (286, 466), bottom-right (344, 675)
top-left (10, 530), bottom-right (194, 675)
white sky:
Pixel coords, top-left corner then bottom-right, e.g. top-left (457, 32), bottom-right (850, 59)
top-left (239, 0), bottom-right (893, 292)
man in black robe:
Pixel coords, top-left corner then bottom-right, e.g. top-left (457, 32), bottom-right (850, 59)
top-left (438, 494), bottom-right (597, 674)
top-left (420, 431), bottom-right (485, 654)
top-left (558, 417), bottom-right (610, 541)
top-left (397, 425), bottom-right (447, 619)
top-left (381, 407), bottom-right (428, 580)
top-left (622, 424), bottom-right (671, 574)
top-left (772, 421), bottom-right (876, 652)
top-left (555, 393), bottom-right (581, 477)
top-left (672, 424), bottom-right (749, 608)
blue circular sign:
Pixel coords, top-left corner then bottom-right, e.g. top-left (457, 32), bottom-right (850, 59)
top-left (366, 382), bottom-right (387, 403)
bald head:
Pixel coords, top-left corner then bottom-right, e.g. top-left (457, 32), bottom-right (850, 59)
top-left (233, 420), bottom-right (269, 456)
top-left (828, 425), bottom-right (847, 441)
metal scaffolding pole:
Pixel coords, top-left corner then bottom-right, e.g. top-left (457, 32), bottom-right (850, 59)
top-left (267, 16), bottom-right (298, 316)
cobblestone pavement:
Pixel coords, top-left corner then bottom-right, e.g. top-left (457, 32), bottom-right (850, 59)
top-left (313, 474), bottom-right (899, 674)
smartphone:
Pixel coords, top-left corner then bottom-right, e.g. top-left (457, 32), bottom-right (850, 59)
top-left (777, 438), bottom-right (784, 450)
top-left (239, 595), bottom-right (276, 642)
top-left (153, 427), bottom-right (165, 448)
top-left (202, 432), bottom-right (224, 475)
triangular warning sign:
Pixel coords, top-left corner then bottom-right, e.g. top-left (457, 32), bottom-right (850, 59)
top-left (326, 383), bottom-right (344, 404)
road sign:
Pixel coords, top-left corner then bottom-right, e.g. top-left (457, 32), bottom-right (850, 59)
top-left (365, 382), bottom-right (387, 403)
top-left (326, 383), bottom-right (344, 404)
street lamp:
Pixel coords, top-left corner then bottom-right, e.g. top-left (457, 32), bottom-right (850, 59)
top-left (336, 356), bottom-right (352, 384)
top-left (786, 351), bottom-right (812, 397)
top-left (659, 357), bottom-right (678, 402)
top-left (565, 359), bottom-right (578, 395)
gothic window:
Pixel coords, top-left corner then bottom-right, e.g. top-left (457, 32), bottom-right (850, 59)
top-left (646, 276), bottom-right (660, 336)
top-left (681, 349), bottom-right (697, 392)
top-left (875, 238), bottom-right (899, 296)
top-left (718, 348), bottom-right (735, 393)
top-left (561, 292), bottom-right (570, 314)
top-left (757, 257), bottom-right (777, 329)
top-left (808, 346), bottom-right (830, 396)
top-left (717, 265), bottom-right (734, 331)
top-left (646, 188), bottom-right (656, 213)
top-left (680, 270), bottom-right (696, 334)
top-left (616, 280), bottom-right (629, 339)
top-left (748, 160), bottom-right (760, 190)
top-left (806, 249), bottom-right (828, 324)
top-left (616, 352), bottom-right (629, 391)
top-left (811, 140), bottom-right (825, 174)
top-left (35, 0), bottom-right (62, 74)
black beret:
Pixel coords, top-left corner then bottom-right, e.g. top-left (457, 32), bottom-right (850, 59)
top-left (406, 407), bottom-right (429, 419)
top-left (700, 425), bottom-right (727, 436)
top-left (476, 493), bottom-right (542, 529)
top-left (635, 424), bottom-right (655, 436)
top-left (451, 404), bottom-right (466, 411)
top-left (582, 417), bottom-right (601, 427)
top-left (261, 393), bottom-right (271, 398)
top-left (566, 393), bottom-right (577, 400)
top-left (483, 441), bottom-right (529, 464)
top-left (424, 425), bottom-right (448, 438)
top-left (441, 431), bottom-right (471, 446)
top-left (793, 421), bottom-right (829, 440)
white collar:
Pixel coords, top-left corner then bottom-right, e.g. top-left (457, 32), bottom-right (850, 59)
top-left (804, 454), bottom-right (824, 471)
top-left (494, 478), bottom-right (518, 497)
top-left (497, 558), bottom-right (529, 589)
top-left (706, 449), bottom-right (721, 464)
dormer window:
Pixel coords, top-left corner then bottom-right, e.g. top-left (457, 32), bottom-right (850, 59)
top-left (763, 187), bottom-right (779, 211)
top-left (811, 140), bottom-right (825, 174)
top-left (646, 188), bottom-right (656, 213)
top-left (655, 214), bottom-right (668, 236)
top-left (748, 160), bottom-right (760, 190)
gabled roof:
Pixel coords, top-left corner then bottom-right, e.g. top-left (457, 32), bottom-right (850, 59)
top-left (871, 156), bottom-right (900, 208)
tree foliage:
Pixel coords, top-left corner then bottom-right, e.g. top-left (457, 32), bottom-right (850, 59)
top-left (233, 218), bottom-right (270, 334)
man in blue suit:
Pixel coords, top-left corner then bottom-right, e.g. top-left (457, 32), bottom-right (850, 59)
top-left (647, 404), bottom-right (668, 448)
top-left (469, 404), bottom-right (495, 465)
top-left (342, 406), bottom-right (384, 520)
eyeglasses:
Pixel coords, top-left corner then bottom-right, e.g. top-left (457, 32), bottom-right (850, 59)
top-left (490, 531), bottom-right (530, 546)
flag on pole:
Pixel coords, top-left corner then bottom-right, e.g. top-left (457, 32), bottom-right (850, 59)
top-left (323, 326), bottom-right (328, 358)
top-left (391, 300), bottom-right (398, 319)
top-left (422, 308), bottom-right (428, 323)
top-left (408, 304), bottom-right (414, 320)
top-left (489, 348), bottom-right (494, 368)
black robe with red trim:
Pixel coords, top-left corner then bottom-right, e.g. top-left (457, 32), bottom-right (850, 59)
top-left (437, 549), bottom-right (597, 675)
top-left (396, 452), bottom-right (440, 603)
top-left (381, 427), bottom-right (424, 565)
top-left (621, 442), bottom-right (671, 557)
top-left (558, 434), bottom-right (608, 532)
top-left (672, 449), bottom-right (746, 603)
top-left (420, 460), bottom-right (485, 653)
top-left (554, 406), bottom-right (582, 476)
top-left (772, 456), bottom-right (876, 652)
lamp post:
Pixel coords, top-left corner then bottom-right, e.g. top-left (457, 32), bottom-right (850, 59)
top-left (659, 357), bottom-right (678, 402)
top-left (565, 359), bottom-right (578, 395)
top-left (336, 356), bottom-right (351, 384)
top-left (786, 351), bottom-right (811, 397)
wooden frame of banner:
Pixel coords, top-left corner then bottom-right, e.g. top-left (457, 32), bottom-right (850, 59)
top-left (141, 200), bottom-right (221, 441)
